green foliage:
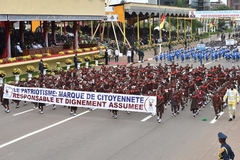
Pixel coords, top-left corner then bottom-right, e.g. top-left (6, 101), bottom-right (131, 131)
top-left (120, 0), bottom-right (126, 4)
top-left (213, 5), bottom-right (233, 10)
top-left (217, 20), bottom-right (226, 31)
top-left (192, 19), bottom-right (203, 33)
top-left (173, 0), bottom-right (190, 7)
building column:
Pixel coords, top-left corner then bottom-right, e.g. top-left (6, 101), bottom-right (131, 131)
top-left (4, 21), bottom-right (11, 58)
top-left (19, 21), bottom-right (25, 43)
top-left (149, 15), bottom-right (152, 45)
top-left (191, 19), bottom-right (193, 39)
top-left (205, 19), bottom-right (208, 33)
top-left (73, 21), bottom-right (78, 50)
top-left (184, 18), bottom-right (186, 39)
top-left (168, 17), bottom-right (171, 41)
top-left (64, 22), bottom-right (66, 36)
top-left (177, 16), bottom-right (179, 40)
top-left (51, 21), bottom-right (56, 44)
top-left (216, 19), bottom-right (218, 31)
top-left (137, 14), bottom-right (140, 46)
top-left (99, 21), bottom-right (102, 42)
top-left (91, 21), bottom-right (93, 38)
top-left (43, 21), bottom-right (48, 47)
top-left (202, 19), bottom-right (205, 33)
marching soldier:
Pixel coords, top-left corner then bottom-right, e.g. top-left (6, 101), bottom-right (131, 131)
top-left (0, 86), bottom-right (10, 113)
top-left (156, 91), bottom-right (164, 123)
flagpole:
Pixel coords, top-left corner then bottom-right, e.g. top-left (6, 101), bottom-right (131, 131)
top-left (158, 0), bottom-right (161, 55)
top-left (208, 21), bottom-right (210, 44)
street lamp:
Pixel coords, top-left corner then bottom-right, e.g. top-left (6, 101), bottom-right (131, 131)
top-left (158, 0), bottom-right (162, 55)
top-left (207, 23), bottom-right (210, 44)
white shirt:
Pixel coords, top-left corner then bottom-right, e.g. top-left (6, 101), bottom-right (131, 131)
top-left (16, 45), bottom-right (23, 53)
top-left (37, 44), bottom-right (43, 48)
top-left (127, 50), bottom-right (131, 57)
top-left (32, 44), bottom-right (38, 49)
top-left (107, 49), bottom-right (112, 56)
top-left (115, 50), bottom-right (119, 56)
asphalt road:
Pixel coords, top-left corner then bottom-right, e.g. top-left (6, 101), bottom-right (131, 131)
top-left (0, 39), bottom-right (240, 160)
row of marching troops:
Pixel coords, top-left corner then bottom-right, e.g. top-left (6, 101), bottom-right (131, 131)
top-left (156, 46), bottom-right (240, 63)
top-left (1, 62), bottom-right (239, 122)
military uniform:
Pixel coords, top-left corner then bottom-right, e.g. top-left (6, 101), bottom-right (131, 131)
top-left (218, 132), bottom-right (235, 160)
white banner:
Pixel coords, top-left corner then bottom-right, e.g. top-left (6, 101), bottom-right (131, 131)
top-left (237, 46), bottom-right (240, 52)
top-left (226, 39), bottom-right (235, 46)
top-left (3, 84), bottom-right (156, 114)
top-left (189, 10), bottom-right (240, 18)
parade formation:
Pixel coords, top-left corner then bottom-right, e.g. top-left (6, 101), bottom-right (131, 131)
top-left (1, 44), bottom-right (240, 124)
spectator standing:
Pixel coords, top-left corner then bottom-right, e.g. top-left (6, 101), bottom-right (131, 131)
top-left (154, 45), bottom-right (158, 56)
top-left (107, 48), bottom-right (112, 62)
top-left (105, 49), bottom-right (108, 65)
top-left (16, 42), bottom-right (23, 57)
top-left (127, 49), bottom-right (131, 63)
top-left (74, 54), bottom-right (78, 69)
top-left (39, 59), bottom-right (44, 75)
top-left (184, 39), bottom-right (187, 49)
top-left (114, 49), bottom-right (119, 62)
top-left (168, 42), bottom-right (171, 51)
top-left (131, 48), bottom-right (134, 62)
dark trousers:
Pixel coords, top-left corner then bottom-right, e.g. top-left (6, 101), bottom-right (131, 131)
top-left (74, 63), bottom-right (77, 69)
top-left (105, 57), bottom-right (108, 65)
top-left (127, 56), bottom-right (131, 63)
top-left (115, 56), bottom-right (119, 62)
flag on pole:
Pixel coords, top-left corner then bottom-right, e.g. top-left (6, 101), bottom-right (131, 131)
top-left (210, 20), bottom-right (214, 28)
top-left (160, 9), bottom-right (166, 29)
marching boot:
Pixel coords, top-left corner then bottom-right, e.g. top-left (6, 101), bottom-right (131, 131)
top-left (193, 113), bottom-right (196, 118)
top-left (164, 105), bottom-right (167, 109)
top-left (158, 119), bottom-right (161, 123)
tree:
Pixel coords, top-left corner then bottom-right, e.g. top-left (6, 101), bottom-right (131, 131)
top-left (213, 5), bottom-right (233, 10)
top-left (192, 19), bottom-right (203, 34)
top-left (120, 0), bottom-right (126, 4)
top-left (173, 0), bottom-right (190, 8)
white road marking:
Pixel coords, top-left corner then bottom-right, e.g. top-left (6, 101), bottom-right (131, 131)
top-left (205, 57), bottom-right (223, 66)
top-left (204, 61), bottom-right (213, 65)
top-left (0, 152), bottom-right (14, 159)
top-left (12, 104), bottom-right (52, 116)
top-left (13, 109), bottom-right (36, 116)
top-left (0, 110), bottom-right (91, 149)
top-left (141, 114), bottom-right (155, 122)
top-left (210, 111), bottom-right (224, 124)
